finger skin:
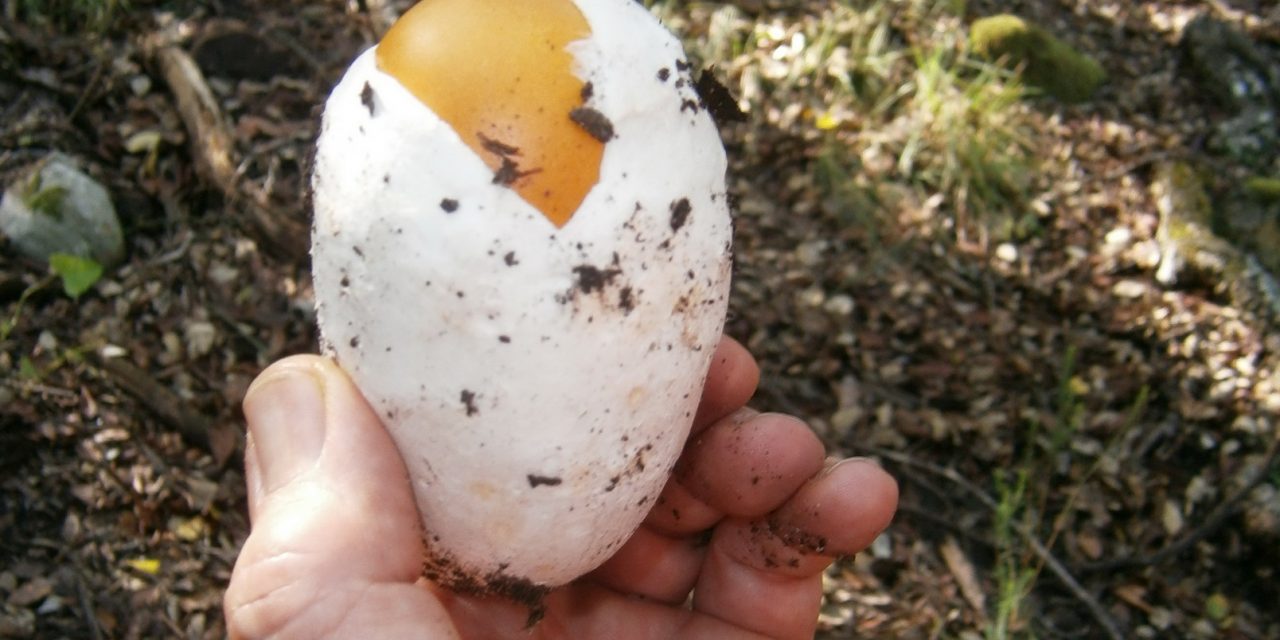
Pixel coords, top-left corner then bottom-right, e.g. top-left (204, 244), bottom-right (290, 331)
top-left (227, 344), bottom-right (899, 640)
top-left (433, 582), bottom-right (772, 640)
top-left (225, 355), bottom-right (458, 639)
top-left (676, 410), bottom-right (826, 517)
top-left (694, 542), bottom-right (824, 640)
top-left (644, 476), bottom-right (724, 536)
top-left (768, 458), bottom-right (899, 557)
top-left (390, 457), bottom-right (900, 640)
top-left (647, 408), bottom-right (821, 536)
top-left (691, 458), bottom-right (899, 638)
top-left (692, 336), bottom-right (760, 432)
top-left (587, 525), bottom-right (705, 604)
top-left (610, 381), bottom-right (828, 612)
top-left (642, 336), bottom-right (760, 535)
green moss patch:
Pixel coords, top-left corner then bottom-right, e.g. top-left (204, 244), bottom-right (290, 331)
top-left (970, 14), bottom-right (1106, 103)
top-left (1244, 177), bottom-right (1280, 203)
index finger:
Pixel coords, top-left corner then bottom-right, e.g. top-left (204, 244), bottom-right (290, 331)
top-left (693, 336), bottom-right (760, 432)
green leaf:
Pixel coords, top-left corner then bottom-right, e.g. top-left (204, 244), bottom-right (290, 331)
top-left (1205, 592), bottom-right (1231, 622)
top-left (48, 253), bottom-right (103, 299)
top-left (21, 171), bottom-right (68, 219)
top-left (27, 185), bottom-right (69, 218)
top-left (18, 356), bottom-right (39, 381)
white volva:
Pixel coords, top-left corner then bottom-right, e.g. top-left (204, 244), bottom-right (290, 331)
top-left (311, 0), bottom-right (731, 594)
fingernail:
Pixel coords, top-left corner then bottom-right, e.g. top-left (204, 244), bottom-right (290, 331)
top-left (802, 457), bottom-right (882, 488)
top-left (243, 365), bottom-right (326, 493)
top-left (829, 456), bottom-right (881, 473)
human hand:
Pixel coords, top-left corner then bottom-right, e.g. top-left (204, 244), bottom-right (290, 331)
top-left (225, 337), bottom-right (898, 639)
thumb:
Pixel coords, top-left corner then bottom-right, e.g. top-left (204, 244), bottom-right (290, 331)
top-left (225, 355), bottom-right (455, 639)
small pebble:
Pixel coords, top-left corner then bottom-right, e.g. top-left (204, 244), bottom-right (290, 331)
top-left (1105, 227), bottom-right (1132, 245)
top-left (1112, 280), bottom-right (1147, 298)
top-left (129, 74), bottom-right (152, 96)
top-left (995, 243), bottom-right (1018, 262)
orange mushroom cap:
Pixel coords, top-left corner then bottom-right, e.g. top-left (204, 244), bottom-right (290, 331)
top-left (377, 0), bottom-right (604, 228)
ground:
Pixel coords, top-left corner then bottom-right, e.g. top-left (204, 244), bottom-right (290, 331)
top-left (1, 1), bottom-right (1278, 638)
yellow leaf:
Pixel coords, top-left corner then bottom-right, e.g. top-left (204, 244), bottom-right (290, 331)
top-left (123, 130), bottom-right (163, 154)
top-left (815, 112), bottom-right (840, 131)
top-left (1068, 376), bottom-right (1090, 397)
top-left (125, 557), bottom-right (161, 575)
top-left (170, 515), bottom-right (209, 542)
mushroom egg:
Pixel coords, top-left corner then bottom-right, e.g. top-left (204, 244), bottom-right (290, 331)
top-left (311, 0), bottom-right (732, 603)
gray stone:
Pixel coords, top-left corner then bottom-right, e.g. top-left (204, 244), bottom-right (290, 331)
top-left (1181, 16), bottom-right (1279, 112)
top-left (0, 153), bottom-right (124, 267)
top-left (1181, 16), bottom-right (1280, 169)
top-left (1209, 107), bottom-right (1278, 169)
top-left (1220, 185), bottom-right (1280, 276)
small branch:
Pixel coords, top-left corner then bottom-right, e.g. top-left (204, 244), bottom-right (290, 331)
top-left (895, 503), bottom-right (993, 550)
top-left (145, 42), bottom-right (236, 193)
top-left (94, 353), bottom-right (240, 465)
top-left (860, 446), bottom-right (1126, 640)
top-left (71, 558), bottom-right (103, 640)
top-left (68, 56), bottom-right (107, 122)
top-left (144, 38), bottom-right (307, 261)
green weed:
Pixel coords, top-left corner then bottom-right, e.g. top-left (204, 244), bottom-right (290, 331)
top-left (903, 43), bottom-right (1034, 231)
top-left (985, 347), bottom-right (1084, 639)
top-left (641, 1), bottom-right (1039, 242)
top-left (17, 355), bottom-right (40, 381)
top-left (21, 172), bottom-right (69, 219)
top-left (0, 275), bottom-right (52, 343)
top-left (988, 345), bottom-right (1150, 639)
top-left (989, 468), bottom-right (1037, 640)
top-left (728, 0), bottom-right (1038, 240)
top-left (0, 253), bottom-right (102, 342)
top-left (1244, 176), bottom-right (1280, 202)
top-left (1050, 345), bottom-right (1086, 452)
top-left (813, 141), bottom-right (880, 229)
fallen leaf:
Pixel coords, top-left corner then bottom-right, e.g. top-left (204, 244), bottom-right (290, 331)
top-left (1162, 499), bottom-right (1185, 535)
top-left (169, 515), bottom-right (209, 542)
top-left (1114, 583), bottom-right (1152, 613)
top-left (6, 578), bottom-right (52, 607)
top-left (124, 558), bottom-right (161, 575)
top-left (939, 536), bottom-right (986, 621)
top-left (1075, 528), bottom-right (1104, 560)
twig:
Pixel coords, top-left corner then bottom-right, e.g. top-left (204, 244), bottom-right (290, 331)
top-left (93, 352), bottom-right (240, 465)
top-left (266, 27), bottom-right (326, 76)
top-left (1100, 150), bottom-right (1174, 181)
top-left (859, 446), bottom-right (1126, 640)
top-left (1079, 435), bottom-right (1280, 573)
top-left (144, 39), bottom-right (307, 261)
top-left (4, 380), bottom-right (79, 398)
top-left (896, 503), bottom-right (993, 549)
top-left (71, 557), bottom-right (104, 640)
top-left (68, 56), bottom-right (107, 122)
